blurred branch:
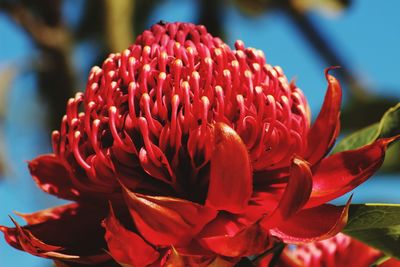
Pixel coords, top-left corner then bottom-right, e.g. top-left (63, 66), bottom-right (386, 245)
top-left (281, 0), bottom-right (369, 101)
top-left (0, 66), bottom-right (16, 178)
top-left (104, 0), bottom-right (135, 52)
top-left (0, 1), bottom-right (69, 50)
top-left (198, 0), bottom-right (224, 38)
top-left (283, 1), bottom-right (400, 130)
top-left (0, 66), bottom-right (16, 120)
top-left (132, 0), bottom-right (160, 37)
top-left (0, 0), bottom-right (75, 130)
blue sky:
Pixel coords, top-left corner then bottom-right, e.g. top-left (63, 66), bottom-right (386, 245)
top-left (0, 1), bottom-right (400, 266)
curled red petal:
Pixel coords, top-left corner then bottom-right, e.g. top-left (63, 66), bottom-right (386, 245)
top-left (206, 122), bottom-right (252, 214)
top-left (261, 157), bottom-right (312, 229)
top-left (270, 197), bottom-right (351, 243)
top-left (199, 213), bottom-right (272, 257)
top-left (1, 203), bottom-right (110, 264)
top-left (28, 154), bottom-right (80, 200)
top-left (121, 185), bottom-right (217, 246)
top-left (304, 68), bottom-right (342, 165)
top-left (102, 204), bottom-right (159, 266)
top-left (306, 137), bottom-right (397, 208)
top-left (139, 144), bottom-right (175, 185)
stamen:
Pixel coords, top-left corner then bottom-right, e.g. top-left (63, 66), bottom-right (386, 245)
top-left (66, 98), bottom-right (76, 124)
top-left (90, 119), bottom-right (111, 166)
top-left (173, 42), bottom-right (182, 59)
top-left (156, 72), bottom-right (168, 120)
top-left (264, 95), bottom-right (277, 141)
top-left (170, 95), bottom-right (180, 147)
top-left (215, 85), bottom-right (225, 120)
top-left (200, 96), bottom-right (210, 133)
top-left (181, 81), bottom-right (192, 133)
top-left (137, 117), bottom-right (160, 166)
top-left (252, 63), bottom-right (261, 84)
top-left (280, 95), bottom-right (292, 127)
top-left (230, 60), bottom-right (240, 96)
top-left (128, 57), bottom-right (137, 83)
top-left (139, 64), bottom-right (151, 94)
top-left (234, 40), bottom-right (245, 50)
top-left (119, 49), bottom-right (131, 84)
top-left (59, 115), bottom-right (68, 156)
top-left (109, 106), bottom-right (135, 153)
top-left (158, 51), bottom-right (168, 73)
top-left (140, 93), bottom-right (161, 136)
top-left (172, 59), bottom-right (183, 96)
top-left (190, 71), bottom-right (201, 116)
top-left (203, 57), bottom-right (213, 98)
top-left (128, 82), bottom-right (138, 123)
top-left (244, 70), bottom-right (254, 105)
top-left (186, 47), bottom-right (195, 72)
top-left (214, 48), bottom-right (224, 74)
top-left (236, 94), bottom-right (245, 130)
top-left (72, 131), bottom-right (91, 171)
top-left (142, 46), bottom-right (151, 64)
top-left (84, 101), bottom-right (96, 136)
top-left (223, 69), bottom-right (232, 102)
top-left (51, 130), bottom-right (60, 156)
top-left (255, 86), bottom-right (265, 122)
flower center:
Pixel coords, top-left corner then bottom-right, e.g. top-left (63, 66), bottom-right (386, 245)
top-left (51, 22), bottom-right (310, 199)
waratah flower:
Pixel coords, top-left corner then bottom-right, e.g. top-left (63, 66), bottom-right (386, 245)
top-left (1, 22), bottom-right (397, 266)
top-left (258, 233), bottom-right (400, 267)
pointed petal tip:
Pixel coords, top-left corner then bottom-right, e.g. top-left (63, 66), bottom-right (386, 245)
top-left (307, 136), bottom-right (395, 208)
top-left (261, 156), bottom-right (312, 229)
top-left (324, 66), bottom-right (341, 78)
top-left (271, 196), bottom-right (352, 244)
top-left (304, 68), bottom-right (342, 165)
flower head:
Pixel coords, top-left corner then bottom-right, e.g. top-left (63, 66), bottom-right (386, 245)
top-left (1, 22), bottom-right (396, 266)
top-left (262, 233), bottom-right (400, 267)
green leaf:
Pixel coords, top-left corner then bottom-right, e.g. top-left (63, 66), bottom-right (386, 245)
top-left (343, 204), bottom-right (400, 259)
top-left (333, 103), bottom-right (400, 153)
top-left (370, 255), bottom-right (391, 267)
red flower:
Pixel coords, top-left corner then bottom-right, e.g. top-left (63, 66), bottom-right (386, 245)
top-left (259, 233), bottom-right (400, 267)
top-left (1, 22), bottom-right (396, 266)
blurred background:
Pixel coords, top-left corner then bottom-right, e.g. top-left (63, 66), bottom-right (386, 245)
top-left (0, 0), bottom-right (399, 266)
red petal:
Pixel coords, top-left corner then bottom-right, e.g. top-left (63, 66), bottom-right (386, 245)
top-left (139, 144), bottom-right (175, 184)
top-left (103, 204), bottom-right (159, 266)
top-left (261, 157), bottom-right (312, 229)
top-left (0, 203), bottom-right (110, 264)
top-left (28, 154), bottom-right (80, 200)
top-left (270, 198), bottom-right (351, 243)
top-left (206, 122), bottom-right (252, 214)
top-left (121, 185), bottom-right (217, 246)
top-left (199, 213), bottom-right (272, 257)
top-left (306, 137), bottom-right (396, 208)
top-left (304, 68), bottom-right (342, 165)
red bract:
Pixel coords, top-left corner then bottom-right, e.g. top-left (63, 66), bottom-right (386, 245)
top-left (1, 22), bottom-right (397, 266)
top-left (260, 233), bottom-right (400, 267)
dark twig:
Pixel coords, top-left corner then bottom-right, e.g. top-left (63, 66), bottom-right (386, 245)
top-left (198, 0), bottom-right (224, 38)
top-left (0, 0), bottom-right (75, 130)
top-left (281, 0), bottom-right (370, 101)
